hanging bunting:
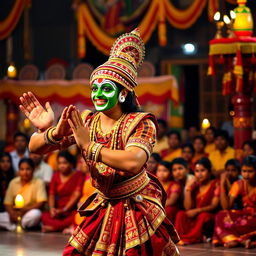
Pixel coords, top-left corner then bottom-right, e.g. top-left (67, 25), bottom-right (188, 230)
top-left (0, 0), bottom-right (26, 40)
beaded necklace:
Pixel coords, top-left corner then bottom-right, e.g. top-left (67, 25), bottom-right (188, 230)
top-left (89, 113), bottom-right (127, 150)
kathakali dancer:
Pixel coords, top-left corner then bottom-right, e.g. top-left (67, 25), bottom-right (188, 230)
top-left (19, 29), bottom-right (180, 255)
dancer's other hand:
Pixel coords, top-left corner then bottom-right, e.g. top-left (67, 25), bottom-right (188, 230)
top-left (52, 106), bottom-right (74, 140)
top-left (19, 91), bottom-right (54, 131)
top-left (68, 106), bottom-right (90, 149)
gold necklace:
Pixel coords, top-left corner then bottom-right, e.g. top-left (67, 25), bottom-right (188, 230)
top-left (90, 113), bottom-right (127, 150)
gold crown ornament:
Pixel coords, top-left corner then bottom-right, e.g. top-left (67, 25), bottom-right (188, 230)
top-left (90, 28), bottom-right (145, 91)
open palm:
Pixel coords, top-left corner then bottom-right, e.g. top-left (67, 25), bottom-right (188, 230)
top-left (19, 92), bottom-right (54, 131)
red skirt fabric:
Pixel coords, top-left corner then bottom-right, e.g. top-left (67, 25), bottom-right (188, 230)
top-left (175, 210), bottom-right (215, 244)
top-left (62, 177), bottom-right (180, 256)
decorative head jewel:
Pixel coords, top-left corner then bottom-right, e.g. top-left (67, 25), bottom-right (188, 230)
top-left (90, 28), bottom-right (145, 91)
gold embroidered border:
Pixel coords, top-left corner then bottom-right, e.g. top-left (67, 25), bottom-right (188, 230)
top-left (97, 170), bottom-right (150, 199)
top-left (69, 226), bottom-right (90, 253)
top-left (125, 139), bottom-right (152, 159)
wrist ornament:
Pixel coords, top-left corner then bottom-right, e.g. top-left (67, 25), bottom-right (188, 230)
top-left (44, 126), bottom-right (62, 145)
top-left (83, 141), bottom-right (104, 162)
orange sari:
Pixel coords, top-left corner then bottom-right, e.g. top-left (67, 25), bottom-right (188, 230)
top-left (175, 179), bottom-right (219, 244)
top-left (213, 179), bottom-right (256, 245)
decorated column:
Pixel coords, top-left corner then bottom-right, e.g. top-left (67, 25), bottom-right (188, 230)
top-left (208, 0), bottom-right (255, 157)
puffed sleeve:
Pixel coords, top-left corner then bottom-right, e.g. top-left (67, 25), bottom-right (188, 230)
top-left (125, 118), bottom-right (156, 159)
top-left (228, 180), bottom-right (240, 198)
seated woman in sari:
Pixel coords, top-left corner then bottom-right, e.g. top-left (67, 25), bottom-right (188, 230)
top-left (19, 29), bottom-right (180, 255)
top-left (213, 155), bottom-right (256, 248)
top-left (219, 159), bottom-right (241, 210)
top-left (175, 157), bottom-right (220, 245)
top-left (171, 157), bottom-right (194, 193)
top-left (181, 143), bottom-right (195, 173)
top-left (41, 150), bottom-right (84, 232)
top-left (156, 161), bottom-right (181, 223)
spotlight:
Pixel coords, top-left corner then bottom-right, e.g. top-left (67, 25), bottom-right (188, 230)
top-left (182, 43), bottom-right (197, 55)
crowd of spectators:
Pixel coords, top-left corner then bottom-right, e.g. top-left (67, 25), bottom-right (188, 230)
top-left (0, 118), bottom-right (256, 248)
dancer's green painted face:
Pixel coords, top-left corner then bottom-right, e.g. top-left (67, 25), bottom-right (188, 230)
top-left (91, 79), bottom-right (119, 111)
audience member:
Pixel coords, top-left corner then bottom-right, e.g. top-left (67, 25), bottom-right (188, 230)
top-left (204, 127), bottom-right (217, 154)
top-left (219, 159), bottom-right (241, 210)
top-left (175, 157), bottom-right (219, 245)
top-left (0, 158), bottom-right (47, 230)
top-left (154, 119), bottom-right (169, 153)
top-left (192, 136), bottom-right (208, 165)
top-left (161, 130), bottom-right (182, 161)
top-left (209, 130), bottom-right (235, 177)
top-left (147, 153), bottom-right (161, 174)
top-left (181, 143), bottom-right (195, 172)
top-left (187, 126), bottom-right (200, 143)
top-left (0, 152), bottom-right (15, 212)
top-left (63, 157), bottom-right (95, 235)
top-left (171, 157), bottom-right (194, 192)
top-left (156, 161), bottom-right (181, 223)
top-left (10, 132), bottom-right (29, 173)
top-left (213, 156), bottom-right (256, 248)
top-left (242, 140), bottom-right (256, 160)
top-left (41, 150), bottom-right (84, 232)
top-left (30, 152), bottom-right (53, 187)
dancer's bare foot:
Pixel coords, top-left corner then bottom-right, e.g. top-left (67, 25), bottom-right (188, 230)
top-left (177, 240), bottom-right (186, 246)
top-left (62, 225), bottom-right (74, 235)
top-left (224, 240), bottom-right (239, 248)
top-left (41, 225), bottom-right (54, 233)
top-left (242, 239), bottom-right (256, 249)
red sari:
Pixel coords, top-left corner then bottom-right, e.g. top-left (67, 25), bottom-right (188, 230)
top-left (213, 179), bottom-right (256, 245)
top-left (63, 112), bottom-right (180, 256)
top-left (164, 181), bottom-right (182, 223)
top-left (175, 179), bottom-right (220, 244)
top-left (42, 171), bottom-right (84, 231)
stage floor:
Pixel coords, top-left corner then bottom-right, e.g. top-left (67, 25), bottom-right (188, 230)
top-left (0, 231), bottom-right (256, 256)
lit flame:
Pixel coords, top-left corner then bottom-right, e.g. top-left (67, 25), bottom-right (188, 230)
top-left (201, 118), bottom-right (210, 130)
top-left (15, 194), bottom-right (25, 208)
top-left (230, 10), bottom-right (236, 20)
top-left (7, 64), bottom-right (17, 78)
top-left (224, 15), bottom-right (231, 24)
top-left (214, 11), bottom-right (221, 21)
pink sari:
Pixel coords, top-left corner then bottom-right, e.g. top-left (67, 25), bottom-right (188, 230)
top-left (213, 179), bottom-right (256, 245)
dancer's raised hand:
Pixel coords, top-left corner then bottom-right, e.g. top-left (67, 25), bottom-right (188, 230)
top-left (53, 106), bottom-right (74, 139)
top-left (19, 92), bottom-right (54, 131)
top-left (67, 106), bottom-right (90, 149)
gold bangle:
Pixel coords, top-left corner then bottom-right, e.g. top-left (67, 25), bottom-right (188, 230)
top-left (85, 142), bottom-right (94, 160)
top-left (48, 127), bottom-right (62, 143)
top-left (94, 144), bottom-right (104, 162)
top-left (44, 126), bottom-right (54, 145)
top-left (44, 126), bottom-right (62, 145)
top-left (91, 142), bottom-right (100, 161)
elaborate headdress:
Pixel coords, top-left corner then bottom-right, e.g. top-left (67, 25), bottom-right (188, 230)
top-left (90, 28), bottom-right (145, 91)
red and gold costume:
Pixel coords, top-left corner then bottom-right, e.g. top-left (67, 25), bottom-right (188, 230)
top-left (63, 29), bottom-right (180, 255)
top-left (213, 179), bottom-right (256, 246)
